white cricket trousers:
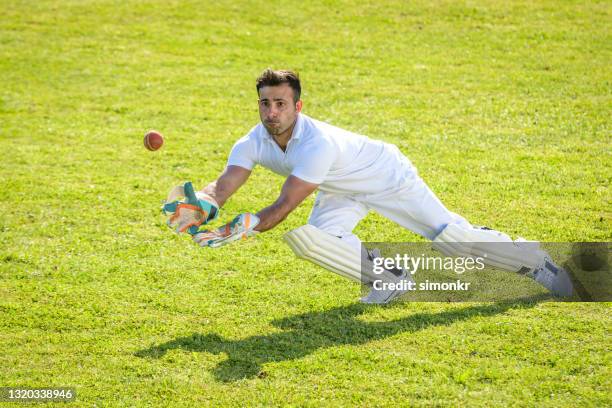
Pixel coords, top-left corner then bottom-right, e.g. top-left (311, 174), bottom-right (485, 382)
top-left (308, 159), bottom-right (465, 252)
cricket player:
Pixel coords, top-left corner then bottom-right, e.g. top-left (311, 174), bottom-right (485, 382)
top-left (163, 69), bottom-right (574, 304)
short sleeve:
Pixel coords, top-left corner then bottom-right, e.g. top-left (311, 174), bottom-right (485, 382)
top-left (227, 135), bottom-right (256, 170)
top-left (290, 139), bottom-right (336, 184)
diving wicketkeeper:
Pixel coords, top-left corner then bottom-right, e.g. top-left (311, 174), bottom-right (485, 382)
top-left (161, 68), bottom-right (574, 304)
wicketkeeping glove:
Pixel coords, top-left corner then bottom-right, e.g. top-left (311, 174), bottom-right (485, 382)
top-left (192, 213), bottom-right (260, 248)
top-left (162, 181), bottom-right (220, 235)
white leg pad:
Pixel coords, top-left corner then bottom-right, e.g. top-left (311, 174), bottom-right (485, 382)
top-left (432, 223), bottom-right (545, 273)
top-left (284, 225), bottom-right (363, 283)
top-left (284, 224), bottom-right (401, 284)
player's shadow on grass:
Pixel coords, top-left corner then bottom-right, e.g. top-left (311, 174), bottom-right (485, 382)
top-left (135, 295), bottom-right (547, 382)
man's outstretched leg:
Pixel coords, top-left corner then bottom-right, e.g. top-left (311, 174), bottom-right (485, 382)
top-left (365, 173), bottom-right (574, 297)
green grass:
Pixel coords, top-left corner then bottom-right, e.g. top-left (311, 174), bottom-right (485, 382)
top-left (1, 0), bottom-right (610, 406)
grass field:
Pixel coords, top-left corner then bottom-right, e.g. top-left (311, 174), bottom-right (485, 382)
top-left (1, 0), bottom-right (610, 406)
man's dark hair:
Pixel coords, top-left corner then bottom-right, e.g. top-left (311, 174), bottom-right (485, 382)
top-left (256, 68), bottom-right (301, 103)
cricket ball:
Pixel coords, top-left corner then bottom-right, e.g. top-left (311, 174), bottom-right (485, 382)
top-left (144, 130), bottom-right (164, 151)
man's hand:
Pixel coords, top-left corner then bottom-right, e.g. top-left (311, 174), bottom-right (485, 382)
top-left (193, 213), bottom-right (260, 248)
top-left (163, 181), bottom-right (220, 235)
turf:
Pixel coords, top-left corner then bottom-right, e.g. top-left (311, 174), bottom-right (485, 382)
top-left (0, 0), bottom-right (610, 406)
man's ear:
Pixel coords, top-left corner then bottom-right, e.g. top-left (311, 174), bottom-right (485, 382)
top-left (296, 100), bottom-right (303, 112)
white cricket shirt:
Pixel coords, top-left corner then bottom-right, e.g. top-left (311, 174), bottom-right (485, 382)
top-left (227, 113), bottom-right (415, 194)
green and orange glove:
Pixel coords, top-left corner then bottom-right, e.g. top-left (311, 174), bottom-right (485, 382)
top-left (162, 182), bottom-right (220, 235)
top-left (192, 213), bottom-right (260, 248)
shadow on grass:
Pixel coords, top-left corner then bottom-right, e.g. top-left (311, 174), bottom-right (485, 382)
top-left (135, 295), bottom-right (548, 382)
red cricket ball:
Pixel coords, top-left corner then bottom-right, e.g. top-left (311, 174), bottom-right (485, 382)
top-left (144, 130), bottom-right (164, 151)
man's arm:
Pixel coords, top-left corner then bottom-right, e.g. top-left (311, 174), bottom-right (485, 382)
top-left (201, 165), bottom-right (252, 208)
top-left (191, 175), bottom-right (317, 248)
top-left (255, 175), bottom-right (319, 232)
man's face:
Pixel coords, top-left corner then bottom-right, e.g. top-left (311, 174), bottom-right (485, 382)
top-left (258, 83), bottom-right (302, 137)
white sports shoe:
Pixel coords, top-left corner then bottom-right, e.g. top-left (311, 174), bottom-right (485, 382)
top-left (528, 256), bottom-right (574, 297)
top-left (360, 248), bottom-right (414, 304)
